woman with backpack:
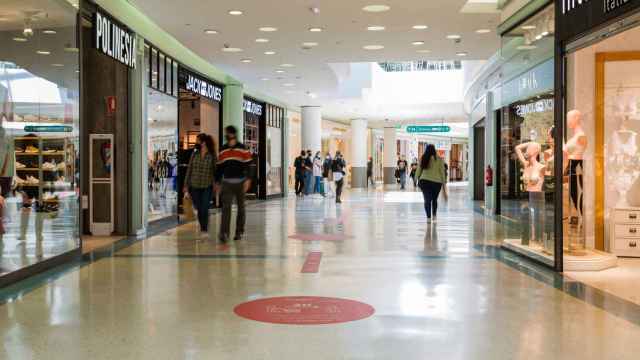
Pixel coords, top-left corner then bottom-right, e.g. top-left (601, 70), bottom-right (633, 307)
top-left (416, 144), bottom-right (447, 222)
top-left (323, 153), bottom-right (334, 197)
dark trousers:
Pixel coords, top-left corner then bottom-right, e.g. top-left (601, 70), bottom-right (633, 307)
top-left (221, 182), bottom-right (246, 237)
top-left (419, 180), bottom-right (442, 218)
top-left (190, 186), bottom-right (213, 231)
top-left (295, 175), bottom-right (304, 195)
top-left (335, 179), bottom-right (344, 201)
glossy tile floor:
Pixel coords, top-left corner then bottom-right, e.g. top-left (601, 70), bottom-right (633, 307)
top-left (2, 188), bottom-right (640, 359)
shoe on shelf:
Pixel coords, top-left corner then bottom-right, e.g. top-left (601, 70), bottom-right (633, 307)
top-left (15, 161), bottom-right (27, 169)
top-left (15, 147), bottom-right (24, 153)
top-left (26, 176), bottom-right (39, 185)
top-left (42, 162), bottom-right (56, 170)
top-left (42, 149), bottom-right (58, 154)
top-left (25, 145), bottom-right (39, 153)
top-left (14, 175), bottom-right (26, 185)
top-left (57, 162), bottom-right (66, 170)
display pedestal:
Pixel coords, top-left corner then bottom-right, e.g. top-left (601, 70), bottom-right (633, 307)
top-left (563, 249), bottom-right (617, 271)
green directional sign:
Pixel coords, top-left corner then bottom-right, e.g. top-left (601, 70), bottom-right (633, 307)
top-left (406, 125), bottom-right (451, 133)
top-left (24, 125), bottom-right (73, 133)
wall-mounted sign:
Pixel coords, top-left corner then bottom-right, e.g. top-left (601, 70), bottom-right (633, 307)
top-left (514, 98), bottom-right (554, 117)
top-left (243, 99), bottom-right (263, 116)
top-left (557, 0), bottom-right (640, 41)
top-left (95, 12), bottom-right (136, 68)
top-left (502, 58), bottom-right (553, 106)
top-left (406, 125), bottom-right (451, 133)
top-left (179, 69), bottom-right (223, 102)
top-left (24, 125), bottom-right (73, 133)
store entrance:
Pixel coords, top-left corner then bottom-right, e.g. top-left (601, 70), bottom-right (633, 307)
top-left (177, 90), bottom-right (220, 214)
top-left (473, 121), bottom-right (485, 201)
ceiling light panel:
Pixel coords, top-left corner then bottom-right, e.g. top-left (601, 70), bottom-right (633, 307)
top-left (228, 10), bottom-right (243, 15)
top-left (259, 26), bottom-right (278, 32)
top-left (255, 38), bottom-right (269, 43)
top-left (367, 26), bottom-right (385, 31)
top-left (309, 27), bottom-right (323, 32)
top-left (362, 5), bottom-right (391, 12)
top-left (413, 25), bottom-right (428, 30)
top-left (363, 45), bottom-right (384, 50)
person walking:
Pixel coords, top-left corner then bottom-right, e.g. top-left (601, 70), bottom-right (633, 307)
top-left (397, 156), bottom-right (408, 190)
top-left (323, 153), bottom-right (334, 197)
top-left (332, 151), bottom-right (346, 203)
top-left (410, 161), bottom-right (418, 189)
top-left (215, 126), bottom-right (253, 243)
top-left (293, 151), bottom-right (306, 196)
top-left (367, 157), bottom-right (375, 189)
top-left (304, 150), bottom-right (314, 196)
top-left (183, 133), bottom-right (217, 238)
top-left (312, 151), bottom-right (325, 196)
top-left (416, 144), bottom-right (447, 222)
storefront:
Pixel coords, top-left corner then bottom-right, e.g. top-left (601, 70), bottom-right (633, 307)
top-left (264, 103), bottom-right (285, 197)
top-left (176, 67), bottom-right (223, 213)
top-left (554, 0), bottom-right (640, 278)
top-left (243, 96), bottom-right (263, 198)
top-left (144, 43), bottom-right (179, 223)
top-left (0, 0), bottom-right (81, 286)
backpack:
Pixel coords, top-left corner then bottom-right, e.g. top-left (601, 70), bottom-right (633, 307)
top-left (323, 159), bottom-right (332, 177)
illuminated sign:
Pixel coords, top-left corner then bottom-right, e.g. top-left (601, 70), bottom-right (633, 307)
top-left (243, 99), bottom-right (263, 116)
top-left (95, 12), bottom-right (136, 68)
top-left (406, 125), bottom-right (451, 133)
top-left (185, 75), bottom-right (222, 102)
top-left (514, 98), bottom-right (554, 117)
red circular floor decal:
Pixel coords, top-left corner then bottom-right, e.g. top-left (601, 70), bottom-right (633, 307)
top-left (234, 296), bottom-right (375, 325)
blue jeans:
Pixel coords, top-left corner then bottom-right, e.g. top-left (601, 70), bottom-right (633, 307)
top-left (304, 172), bottom-right (313, 195)
top-left (314, 176), bottom-right (323, 194)
top-left (190, 186), bottom-right (212, 231)
top-left (400, 172), bottom-right (407, 189)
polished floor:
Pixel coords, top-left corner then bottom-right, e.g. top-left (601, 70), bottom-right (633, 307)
top-left (2, 188), bottom-right (640, 359)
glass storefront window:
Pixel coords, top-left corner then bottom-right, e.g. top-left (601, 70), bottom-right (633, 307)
top-left (266, 105), bottom-right (283, 196)
top-left (159, 53), bottom-right (165, 93)
top-left (0, 0), bottom-right (80, 277)
top-left (151, 48), bottom-right (158, 89)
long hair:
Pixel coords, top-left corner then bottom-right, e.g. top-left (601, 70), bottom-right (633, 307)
top-left (197, 133), bottom-right (216, 154)
top-left (420, 144), bottom-right (437, 169)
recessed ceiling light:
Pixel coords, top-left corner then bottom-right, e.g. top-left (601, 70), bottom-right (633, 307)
top-left (275, 69), bottom-right (285, 73)
top-left (517, 45), bottom-right (537, 50)
top-left (255, 38), bottom-right (269, 43)
top-left (362, 5), bottom-right (391, 12)
top-left (476, 29), bottom-right (491, 34)
top-left (43, 29), bottom-right (57, 34)
top-left (416, 49), bottom-right (431, 53)
top-left (280, 63), bottom-right (295, 67)
top-left (412, 41), bottom-right (425, 46)
top-left (13, 37), bottom-right (28, 42)
top-left (302, 42), bottom-right (319, 47)
top-left (456, 52), bottom-right (468, 57)
top-left (283, 83), bottom-right (295, 87)
top-left (367, 25), bottom-right (385, 31)
top-left (51, 63), bottom-right (64, 67)
top-left (222, 47), bottom-right (243, 52)
top-left (241, 58), bottom-right (252, 63)
top-left (259, 26), bottom-right (278, 32)
top-left (363, 45), bottom-right (384, 50)
top-left (264, 51), bottom-right (276, 55)
top-left (308, 27), bottom-right (323, 32)
top-left (446, 34), bottom-right (462, 40)
top-left (261, 78), bottom-right (270, 81)
top-left (204, 29), bottom-right (219, 34)
top-left (413, 25), bottom-right (428, 30)
top-left (228, 10), bottom-right (243, 15)
top-left (36, 50), bottom-right (51, 55)
top-left (521, 25), bottom-right (537, 30)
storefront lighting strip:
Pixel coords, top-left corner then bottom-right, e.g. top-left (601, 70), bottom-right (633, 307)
top-left (565, 11), bottom-right (640, 53)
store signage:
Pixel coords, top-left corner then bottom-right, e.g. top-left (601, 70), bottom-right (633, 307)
top-left (185, 75), bottom-right (222, 102)
top-left (557, 0), bottom-right (640, 41)
top-left (243, 99), bottom-right (263, 116)
top-left (94, 12), bottom-right (136, 68)
top-left (502, 59), bottom-right (553, 107)
top-left (514, 98), bottom-right (554, 117)
top-left (561, 0), bottom-right (591, 14)
top-left (604, 0), bottom-right (637, 13)
top-left (406, 125), bottom-right (451, 133)
top-left (24, 125), bottom-right (73, 133)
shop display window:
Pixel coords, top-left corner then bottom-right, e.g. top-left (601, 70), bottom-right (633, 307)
top-left (266, 104), bottom-right (284, 196)
top-left (0, 0), bottom-right (80, 277)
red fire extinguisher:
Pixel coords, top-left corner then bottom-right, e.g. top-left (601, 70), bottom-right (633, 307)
top-left (485, 165), bottom-right (493, 187)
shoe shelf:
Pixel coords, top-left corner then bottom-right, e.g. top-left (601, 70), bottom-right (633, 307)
top-left (13, 135), bottom-right (76, 211)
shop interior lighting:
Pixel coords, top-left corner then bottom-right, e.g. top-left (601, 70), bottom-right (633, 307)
top-left (228, 10), bottom-right (243, 15)
top-left (309, 27), bottom-right (323, 32)
top-left (13, 37), bottom-right (28, 42)
top-left (412, 41), bottom-right (425, 46)
top-left (456, 52), bottom-right (468, 57)
top-left (362, 5), bottom-right (391, 12)
top-left (264, 51), bottom-right (276, 55)
top-left (367, 26), bottom-right (385, 31)
top-left (446, 34), bottom-right (461, 40)
top-left (476, 29), bottom-right (491, 34)
top-left (302, 42), bottom-right (319, 47)
top-left (255, 38), bottom-right (269, 43)
top-left (363, 44), bottom-right (384, 50)
top-left (259, 26), bottom-right (278, 32)
top-left (43, 29), bottom-right (57, 34)
top-left (280, 63), bottom-right (295, 67)
top-left (241, 58), bottom-right (252, 63)
top-left (413, 25), bottom-right (428, 30)
top-left (36, 50), bottom-right (50, 55)
top-left (204, 29), bottom-right (218, 34)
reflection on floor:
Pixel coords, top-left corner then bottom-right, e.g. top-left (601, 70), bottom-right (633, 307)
top-left (0, 195), bottom-right (78, 276)
top-left (566, 257), bottom-right (640, 306)
top-left (1, 187), bottom-right (640, 359)
top-left (82, 235), bottom-right (127, 254)
top-left (148, 188), bottom-right (177, 223)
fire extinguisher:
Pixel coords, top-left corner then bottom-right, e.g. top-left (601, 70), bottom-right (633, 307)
top-left (485, 165), bottom-right (493, 187)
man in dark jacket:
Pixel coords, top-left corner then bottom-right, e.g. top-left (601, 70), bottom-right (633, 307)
top-left (367, 157), bottom-right (375, 189)
top-left (293, 151), bottom-right (306, 196)
top-left (215, 126), bottom-right (253, 243)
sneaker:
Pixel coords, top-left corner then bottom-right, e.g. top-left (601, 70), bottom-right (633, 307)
top-left (42, 149), bottom-right (58, 154)
top-left (15, 161), bottom-right (27, 169)
top-left (14, 175), bottom-right (26, 185)
top-left (42, 162), bottom-right (56, 170)
top-left (57, 162), bottom-right (66, 171)
top-left (26, 176), bottom-right (39, 185)
top-left (15, 147), bottom-right (24, 153)
top-left (25, 145), bottom-right (39, 153)
top-left (234, 232), bottom-right (244, 241)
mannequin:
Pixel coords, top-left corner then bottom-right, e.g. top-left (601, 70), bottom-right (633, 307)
top-left (563, 110), bottom-right (587, 218)
top-left (610, 115), bottom-right (638, 207)
top-left (515, 142), bottom-right (546, 247)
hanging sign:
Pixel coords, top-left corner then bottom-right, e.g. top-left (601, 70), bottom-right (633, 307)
top-left (95, 12), bottom-right (136, 68)
top-left (24, 125), bottom-right (73, 133)
top-left (243, 99), bottom-right (263, 116)
top-left (406, 125), bottom-right (451, 133)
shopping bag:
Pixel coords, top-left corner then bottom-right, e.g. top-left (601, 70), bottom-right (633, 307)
top-left (183, 194), bottom-right (196, 222)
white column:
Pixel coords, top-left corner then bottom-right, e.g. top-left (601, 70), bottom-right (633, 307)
top-left (350, 119), bottom-right (368, 188)
top-left (301, 106), bottom-right (322, 152)
top-left (383, 127), bottom-right (397, 185)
